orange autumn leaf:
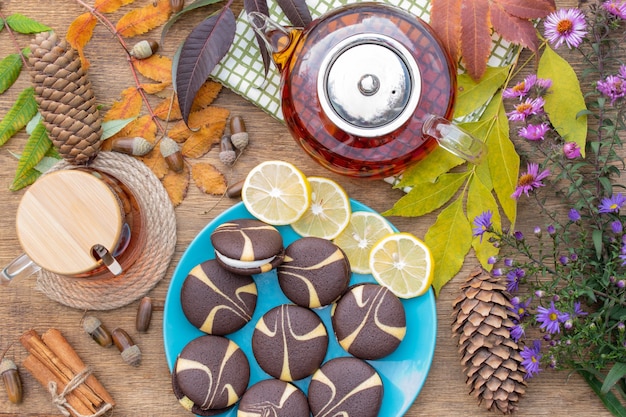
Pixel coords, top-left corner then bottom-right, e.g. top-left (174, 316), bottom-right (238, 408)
top-left (181, 122), bottom-right (226, 158)
top-left (188, 106), bottom-right (230, 129)
top-left (66, 12), bottom-right (98, 70)
top-left (141, 82), bottom-right (170, 95)
top-left (154, 81), bottom-right (222, 121)
top-left (104, 87), bottom-right (143, 121)
top-left (95, 0), bottom-right (135, 13)
top-left (121, 114), bottom-right (157, 142)
top-left (134, 54), bottom-right (172, 84)
top-left (192, 163), bottom-right (227, 195)
top-left (116, 0), bottom-right (172, 37)
top-left (167, 121), bottom-right (193, 142)
top-left (162, 166), bottom-right (189, 207)
top-left (140, 147), bottom-right (169, 179)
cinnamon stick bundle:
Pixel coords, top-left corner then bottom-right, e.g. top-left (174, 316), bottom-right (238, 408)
top-left (20, 328), bottom-right (114, 417)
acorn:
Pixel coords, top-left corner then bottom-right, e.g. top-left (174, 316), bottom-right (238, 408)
top-left (82, 315), bottom-right (113, 348)
top-left (135, 296), bottom-right (153, 333)
top-left (129, 40), bottom-right (159, 59)
top-left (112, 328), bottom-right (141, 366)
top-left (229, 116), bottom-right (248, 150)
top-left (171, 0), bottom-right (185, 13)
top-left (1, 358), bottom-right (23, 404)
top-left (110, 136), bottom-right (154, 156)
top-left (219, 135), bottom-right (236, 166)
top-left (160, 136), bottom-right (184, 172)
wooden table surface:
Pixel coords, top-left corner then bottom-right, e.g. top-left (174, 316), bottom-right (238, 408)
top-left (0, 0), bottom-right (610, 416)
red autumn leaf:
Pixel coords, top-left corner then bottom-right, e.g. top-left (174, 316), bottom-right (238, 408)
top-left (66, 12), bottom-right (97, 70)
top-left (116, 0), bottom-right (172, 37)
top-left (429, 0), bottom-right (462, 64)
top-left (103, 87), bottom-right (143, 121)
top-left (429, 0), bottom-right (555, 80)
top-left (95, 0), bottom-right (135, 13)
top-left (133, 54), bottom-right (173, 84)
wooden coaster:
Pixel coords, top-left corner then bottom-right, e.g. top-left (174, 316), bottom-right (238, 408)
top-left (34, 151), bottom-right (177, 310)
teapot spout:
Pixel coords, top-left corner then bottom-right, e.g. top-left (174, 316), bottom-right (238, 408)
top-left (247, 12), bottom-right (300, 72)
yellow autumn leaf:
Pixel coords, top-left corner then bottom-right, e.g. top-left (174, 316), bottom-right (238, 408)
top-left (424, 197), bottom-right (473, 297)
top-left (95, 0), bottom-right (134, 13)
top-left (116, 0), bottom-right (172, 37)
top-left (104, 87), bottom-right (143, 121)
top-left (162, 166), bottom-right (189, 207)
top-left (109, 114), bottom-right (157, 144)
top-left (140, 147), bottom-right (169, 179)
top-left (181, 121), bottom-right (226, 158)
top-left (134, 54), bottom-right (172, 84)
top-left (467, 175), bottom-right (501, 270)
top-left (66, 12), bottom-right (97, 70)
top-left (191, 163), bottom-right (227, 195)
top-left (141, 82), bottom-right (170, 94)
top-left (154, 81), bottom-right (222, 121)
top-left (188, 106), bottom-right (230, 129)
top-left (167, 121), bottom-right (193, 142)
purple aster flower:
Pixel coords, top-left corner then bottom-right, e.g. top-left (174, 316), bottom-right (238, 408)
top-left (506, 267), bottom-right (526, 293)
top-left (620, 245), bottom-right (626, 266)
top-left (598, 193), bottom-right (626, 213)
top-left (612, 220), bottom-right (623, 233)
top-left (547, 225), bottom-right (556, 235)
top-left (510, 323), bottom-right (525, 342)
top-left (504, 258), bottom-right (514, 267)
top-left (520, 340), bottom-right (543, 378)
top-left (535, 77), bottom-right (553, 91)
top-left (568, 208), bottom-right (581, 222)
top-left (492, 268), bottom-right (503, 277)
top-left (543, 8), bottom-right (587, 49)
top-left (619, 64), bottom-right (626, 79)
top-left (503, 76), bottom-right (534, 99)
top-left (563, 142), bottom-right (582, 159)
top-left (572, 301), bottom-right (588, 317)
top-left (602, 1), bottom-right (626, 19)
top-left (510, 297), bottom-right (532, 320)
top-left (597, 75), bottom-right (626, 105)
top-left (472, 210), bottom-right (493, 242)
top-left (507, 97), bottom-right (545, 121)
top-left (536, 301), bottom-right (570, 334)
top-left (512, 163), bottom-right (550, 199)
top-left (518, 123), bottom-right (550, 141)
top-left (487, 256), bottom-right (497, 265)
top-left (559, 255), bottom-right (569, 265)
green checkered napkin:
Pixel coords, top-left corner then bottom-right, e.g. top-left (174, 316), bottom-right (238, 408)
top-left (211, 0), bottom-right (516, 122)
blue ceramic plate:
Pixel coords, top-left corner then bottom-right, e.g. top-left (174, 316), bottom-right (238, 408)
top-left (163, 200), bottom-right (437, 416)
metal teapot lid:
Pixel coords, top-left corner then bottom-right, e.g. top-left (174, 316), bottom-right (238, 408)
top-left (317, 34), bottom-right (421, 138)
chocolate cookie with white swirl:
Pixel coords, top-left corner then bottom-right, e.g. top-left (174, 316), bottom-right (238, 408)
top-left (252, 304), bottom-right (328, 381)
top-left (172, 335), bottom-right (250, 415)
top-left (308, 356), bottom-right (383, 417)
top-left (278, 237), bottom-right (350, 308)
top-left (331, 283), bottom-right (406, 359)
top-left (180, 259), bottom-right (257, 335)
top-left (237, 378), bottom-right (310, 417)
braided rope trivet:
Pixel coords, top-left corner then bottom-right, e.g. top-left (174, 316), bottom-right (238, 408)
top-left (35, 151), bottom-right (177, 310)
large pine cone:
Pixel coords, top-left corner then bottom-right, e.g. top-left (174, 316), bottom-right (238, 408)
top-left (452, 269), bottom-right (527, 414)
top-left (29, 31), bottom-right (102, 165)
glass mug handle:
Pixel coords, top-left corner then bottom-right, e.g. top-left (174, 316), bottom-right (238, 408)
top-left (1, 253), bottom-right (41, 285)
top-left (422, 114), bottom-right (487, 165)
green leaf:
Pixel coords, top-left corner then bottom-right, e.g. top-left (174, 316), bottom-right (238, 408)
top-left (34, 155), bottom-right (61, 174)
top-left (0, 87), bottom-right (38, 146)
top-left (593, 228), bottom-right (603, 259)
top-left (425, 197), bottom-right (473, 296)
top-left (101, 117), bottom-right (137, 140)
top-left (6, 14), bottom-right (51, 34)
top-left (579, 370), bottom-right (626, 417)
top-left (454, 65), bottom-right (511, 118)
top-left (10, 168), bottom-right (41, 191)
top-left (467, 175), bottom-right (501, 269)
top-left (0, 19), bottom-right (5, 32)
top-left (0, 53), bottom-right (22, 94)
top-left (11, 122), bottom-right (52, 191)
top-left (395, 146), bottom-right (464, 189)
top-left (538, 46), bottom-right (587, 157)
top-left (26, 112), bottom-right (42, 135)
top-left (383, 172), bottom-right (470, 217)
top-left (602, 363), bottom-right (626, 395)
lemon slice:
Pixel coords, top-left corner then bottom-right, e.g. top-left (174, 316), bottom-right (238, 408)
top-left (291, 176), bottom-right (351, 239)
top-left (242, 160), bottom-right (311, 225)
top-left (369, 233), bottom-right (434, 298)
top-left (332, 211), bottom-right (394, 274)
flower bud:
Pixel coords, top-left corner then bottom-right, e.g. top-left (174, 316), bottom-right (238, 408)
top-left (563, 142), bottom-right (581, 159)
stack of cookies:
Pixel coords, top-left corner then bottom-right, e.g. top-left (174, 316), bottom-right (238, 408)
top-left (172, 218), bottom-right (407, 417)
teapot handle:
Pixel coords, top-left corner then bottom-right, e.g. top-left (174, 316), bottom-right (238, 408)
top-left (1, 253), bottom-right (40, 285)
top-left (422, 115), bottom-right (487, 165)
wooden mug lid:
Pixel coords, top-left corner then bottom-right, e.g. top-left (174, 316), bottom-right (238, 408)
top-left (15, 169), bottom-right (123, 276)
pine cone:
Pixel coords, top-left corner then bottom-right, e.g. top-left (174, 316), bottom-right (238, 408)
top-left (452, 269), bottom-right (527, 414)
top-left (29, 31), bottom-right (102, 165)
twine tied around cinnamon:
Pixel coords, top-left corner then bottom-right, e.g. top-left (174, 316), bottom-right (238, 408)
top-left (48, 367), bottom-right (113, 417)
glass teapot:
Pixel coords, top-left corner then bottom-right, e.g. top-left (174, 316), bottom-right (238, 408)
top-left (248, 2), bottom-right (486, 179)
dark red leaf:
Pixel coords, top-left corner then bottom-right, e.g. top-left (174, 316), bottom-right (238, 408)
top-left (490, 2), bottom-right (540, 52)
top-left (460, 0), bottom-right (491, 80)
top-left (276, 0), bottom-right (312, 28)
top-left (244, 0), bottom-right (271, 75)
top-left (175, 7), bottom-right (236, 126)
top-left (496, 0), bottom-right (555, 19)
top-left (429, 0), bottom-right (462, 64)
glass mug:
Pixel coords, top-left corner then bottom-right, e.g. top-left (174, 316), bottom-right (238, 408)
top-left (1, 168), bottom-right (146, 284)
